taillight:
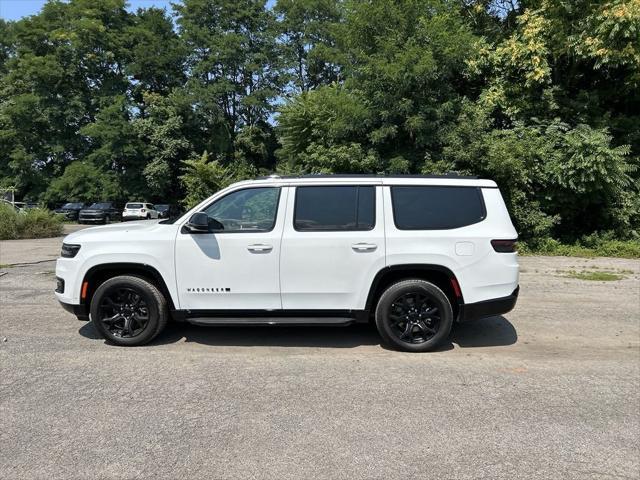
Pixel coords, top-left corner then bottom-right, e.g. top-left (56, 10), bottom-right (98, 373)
top-left (491, 239), bottom-right (517, 253)
top-left (141, 209), bottom-right (146, 213)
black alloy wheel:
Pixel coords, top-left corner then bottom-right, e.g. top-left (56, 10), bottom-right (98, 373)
top-left (98, 287), bottom-right (150, 338)
top-left (387, 292), bottom-right (441, 344)
top-left (90, 275), bottom-right (168, 346)
top-left (375, 279), bottom-right (453, 352)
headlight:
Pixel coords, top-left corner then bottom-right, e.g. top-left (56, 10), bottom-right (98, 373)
top-left (61, 243), bottom-right (81, 258)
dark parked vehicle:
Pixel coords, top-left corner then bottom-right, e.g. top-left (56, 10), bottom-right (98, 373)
top-left (154, 204), bottom-right (178, 219)
top-left (54, 202), bottom-right (88, 221)
top-left (78, 202), bottom-right (121, 224)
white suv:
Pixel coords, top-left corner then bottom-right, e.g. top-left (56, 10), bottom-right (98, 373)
top-left (55, 175), bottom-right (519, 352)
top-left (122, 202), bottom-right (159, 221)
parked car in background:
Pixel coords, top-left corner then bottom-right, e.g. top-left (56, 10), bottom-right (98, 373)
top-left (54, 202), bottom-right (89, 221)
top-left (154, 204), bottom-right (177, 219)
top-left (122, 202), bottom-right (159, 221)
top-left (78, 202), bottom-right (121, 224)
top-left (14, 201), bottom-right (40, 211)
top-left (0, 199), bottom-right (20, 212)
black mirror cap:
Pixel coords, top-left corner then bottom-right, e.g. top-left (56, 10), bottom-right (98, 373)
top-left (208, 217), bottom-right (225, 231)
top-left (186, 212), bottom-right (210, 233)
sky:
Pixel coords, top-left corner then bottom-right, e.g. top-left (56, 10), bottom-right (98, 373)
top-left (0, 0), bottom-right (175, 21)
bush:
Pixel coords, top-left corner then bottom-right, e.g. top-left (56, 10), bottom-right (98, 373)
top-left (0, 204), bottom-right (19, 240)
top-left (0, 204), bottom-right (63, 240)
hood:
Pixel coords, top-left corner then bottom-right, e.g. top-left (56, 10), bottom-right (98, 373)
top-left (64, 220), bottom-right (161, 243)
top-left (80, 208), bottom-right (107, 214)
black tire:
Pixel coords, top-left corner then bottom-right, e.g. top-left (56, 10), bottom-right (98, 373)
top-left (375, 279), bottom-right (453, 352)
top-left (90, 275), bottom-right (168, 346)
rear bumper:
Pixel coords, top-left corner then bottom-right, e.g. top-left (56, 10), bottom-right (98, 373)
top-left (458, 286), bottom-right (519, 322)
top-left (58, 300), bottom-right (89, 321)
top-left (79, 217), bottom-right (105, 223)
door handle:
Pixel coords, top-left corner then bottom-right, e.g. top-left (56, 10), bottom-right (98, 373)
top-left (247, 244), bottom-right (273, 253)
top-left (351, 243), bottom-right (377, 252)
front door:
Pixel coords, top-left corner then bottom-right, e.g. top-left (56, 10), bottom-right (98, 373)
top-left (175, 186), bottom-right (287, 310)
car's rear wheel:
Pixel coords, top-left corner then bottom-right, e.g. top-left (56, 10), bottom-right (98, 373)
top-left (375, 279), bottom-right (453, 352)
top-left (90, 275), bottom-right (168, 346)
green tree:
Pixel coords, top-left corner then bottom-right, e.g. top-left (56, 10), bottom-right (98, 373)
top-left (275, 0), bottom-right (342, 92)
top-left (43, 161), bottom-right (120, 204)
top-left (134, 92), bottom-right (194, 200)
top-left (277, 0), bottom-right (479, 172)
top-left (124, 7), bottom-right (186, 104)
top-left (175, 0), bottom-right (283, 165)
top-left (180, 151), bottom-right (257, 208)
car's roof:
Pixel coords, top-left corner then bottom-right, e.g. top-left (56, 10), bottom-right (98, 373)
top-left (230, 174), bottom-right (497, 188)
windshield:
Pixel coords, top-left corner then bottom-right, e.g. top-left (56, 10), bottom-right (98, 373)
top-left (89, 203), bottom-right (111, 209)
top-left (126, 203), bottom-right (143, 209)
top-left (62, 203), bottom-right (83, 209)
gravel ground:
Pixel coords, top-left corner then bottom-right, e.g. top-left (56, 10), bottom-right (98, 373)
top-left (0, 235), bottom-right (639, 480)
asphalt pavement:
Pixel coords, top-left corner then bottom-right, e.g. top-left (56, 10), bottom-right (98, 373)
top-left (0, 233), bottom-right (638, 479)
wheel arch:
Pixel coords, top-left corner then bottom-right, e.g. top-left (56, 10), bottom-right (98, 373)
top-left (365, 264), bottom-right (464, 321)
top-left (81, 263), bottom-right (176, 311)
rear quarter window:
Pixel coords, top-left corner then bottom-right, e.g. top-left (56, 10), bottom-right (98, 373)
top-left (391, 186), bottom-right (486, 230)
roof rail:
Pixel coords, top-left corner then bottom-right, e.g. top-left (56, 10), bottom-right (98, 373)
top-left (256, 173), bottom-right (478, 180)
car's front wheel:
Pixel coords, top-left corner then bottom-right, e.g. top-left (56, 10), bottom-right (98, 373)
top-left (90, 275), bottom-right (168, 346)
top-left (375, 279), bottom-right (453, 352)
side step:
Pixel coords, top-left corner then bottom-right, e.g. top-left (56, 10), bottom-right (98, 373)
top-left (187, 316), bottom-right (354, 326)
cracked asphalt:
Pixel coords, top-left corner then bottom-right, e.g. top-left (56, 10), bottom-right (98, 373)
top-left (1, 233), bottom-right (639, 479)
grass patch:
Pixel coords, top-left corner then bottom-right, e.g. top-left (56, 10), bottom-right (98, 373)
top-left (520, 235), bottom-right (640, 259)
top-left (559, 270), bottom-right (627, 281)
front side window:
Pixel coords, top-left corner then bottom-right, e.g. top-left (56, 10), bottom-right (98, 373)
top-left (391, 186), bottom-right (485, 230)
top-left (294, 186), bottom-right (375, 231)
top-left (203, 187), bottom-right (280, 232)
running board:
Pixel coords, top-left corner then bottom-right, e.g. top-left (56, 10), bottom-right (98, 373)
top-left (187, 316), bottom-right (354, 326)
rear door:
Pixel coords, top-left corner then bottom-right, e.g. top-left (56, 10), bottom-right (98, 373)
top-left (279, 183), bottom-right (386, 311)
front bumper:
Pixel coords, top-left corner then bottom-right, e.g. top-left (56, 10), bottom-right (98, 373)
top-left (58, 300), bottom-right (90, 321)
top-left (79, 216), bottom-right (105, 223)
top-left (458, 286), bottom-right (519, 322)
top-left (55, 211), bottom-right (79, 220)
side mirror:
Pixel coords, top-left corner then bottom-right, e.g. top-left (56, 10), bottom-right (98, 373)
top-left (185, 212), bottom-right (211, 233)
top-left (208, 217), bottom-right (225, 231)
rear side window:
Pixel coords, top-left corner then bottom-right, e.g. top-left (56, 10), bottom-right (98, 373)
top-left (391, 186), bottom-right (485, 230)
top-left (294, 186), bottom-right (375, 231)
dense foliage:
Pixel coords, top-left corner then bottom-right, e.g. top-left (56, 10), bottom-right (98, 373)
top-left (0, 0), bottom-right (638, 241)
